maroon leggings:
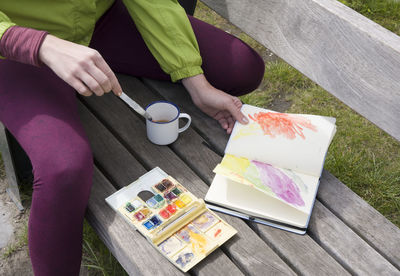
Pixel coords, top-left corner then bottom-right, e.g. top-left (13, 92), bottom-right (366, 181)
top-left (0, 1), bottom-right (264, 275)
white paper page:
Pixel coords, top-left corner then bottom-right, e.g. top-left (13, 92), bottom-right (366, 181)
top-left (214, 156), bottom-right (320, 213)
top-left (225, 105), bottom-right (336, 176)
top-left (205, 175), bottom-right (310, 228)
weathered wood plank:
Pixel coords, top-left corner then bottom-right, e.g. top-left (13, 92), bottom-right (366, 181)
top-left (309, 201), bottom-right (399, 275)
top-left (80, 74), bottom-right (297, 275)
top-left (78, 101), bottom-right (146, 187)
top-left (0, 124), bottom-right (23, 210)
top-left (86, 166), bottom-right (186, 276)
top-left (79, 102), bottom-right (242, 276)
top-left (318, 170), bottom-right (400, 270)
top-left (144, 78), bottom-right (400, 274)
top-left (201, 0), bottom-right (400, 142)
top-left (79, 89), bottom-right (244, 276)
top-left (141, 77), bottom-right (352, 275)
top-left (119, 75), bottom-right (298, 275)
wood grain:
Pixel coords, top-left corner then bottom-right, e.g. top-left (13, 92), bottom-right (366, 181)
top-left (86, 166), bottom-right (187, 276)
top-left (201, 0), bottom-right (400, 142)
top-left (142, 77), bottom-right (352, 275)
top-left (309, 201), bottom-right (399, 275)
top-left (318, 170), bottom-right (400, 270)
top-left (145, 78), bottom-right (400, 274)
top-left (79, 85), bottom-right (244, 276)
top-left (78, 101), bottom-right (147, 188)
top-left (80, 74), bottom-right (297, 275)
top-left (0, 124), bottom-right (23, 210)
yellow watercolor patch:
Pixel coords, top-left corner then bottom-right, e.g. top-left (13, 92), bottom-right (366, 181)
top-left (232, 122), bottom-right (261, 140)
top-left (220, 154), bottom-right (250, 174)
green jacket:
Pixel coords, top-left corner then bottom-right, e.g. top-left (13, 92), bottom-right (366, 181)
top-left (0, 0), bottom-right (203, 82)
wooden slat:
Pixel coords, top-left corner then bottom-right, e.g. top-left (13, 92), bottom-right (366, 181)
top-left (172, 121), bottom-right (400, 274)
top-left (80, 74), bottom-right (298, 275)
top-left (79, 103), bottom-right (188, 275)
top-left (141, 77), bottom-right (353, 275)
top-left (78, 102), bottom-right (146, 187)
top-left (318, 170), bottom-right (400, 270)
top-left (119, 75), bottom-right (299, 275)
top-left (79, 85), bottom-right (244, 276)
top-left (309, 201), bottom-right (399, 275)
top-left (0, 124), bottom-right (23, 210)
top-left (201, 0), bottom-right (400, 142)
top-left (144, 78), bottom-right (400, 274)
top-left (86, 166), bottom-right (186, 276)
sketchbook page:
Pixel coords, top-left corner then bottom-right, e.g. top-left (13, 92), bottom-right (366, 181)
top-left (213, 154), bottom-right (320, 213)
top-left (225, 104), bottom-right (336, 176)
top-left (205, 174), bottom-right (310, 228)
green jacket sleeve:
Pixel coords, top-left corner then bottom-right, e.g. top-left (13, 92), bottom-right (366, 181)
top-left (122, 0), bottom-right (203, 82)
top-left (0, 10), bottom-right (16, 58)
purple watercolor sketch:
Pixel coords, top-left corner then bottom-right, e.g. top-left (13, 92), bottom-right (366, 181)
top-left (252, 161), bottom-right (305, 207)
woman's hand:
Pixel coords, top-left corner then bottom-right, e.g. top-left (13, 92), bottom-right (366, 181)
top-left (182, 74), bottom-right (249, 134)
top-left (39, 34), bottom-right (122, 97)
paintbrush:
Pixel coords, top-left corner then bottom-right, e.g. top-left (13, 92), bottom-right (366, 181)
top-left (118, 92), bottom-right (152, 121)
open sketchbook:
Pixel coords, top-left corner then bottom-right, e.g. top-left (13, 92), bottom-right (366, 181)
top-left (205, 104), bottom-right (337, 234)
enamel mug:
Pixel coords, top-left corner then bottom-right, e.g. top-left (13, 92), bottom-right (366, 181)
top-left (145, 101), bottom-right (191, 145)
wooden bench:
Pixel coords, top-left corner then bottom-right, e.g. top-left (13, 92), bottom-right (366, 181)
top-left (2, 0), bottom-right (400, 274)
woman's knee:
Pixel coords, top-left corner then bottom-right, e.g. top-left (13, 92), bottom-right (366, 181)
top-left (227, 41), bottom-right (265, 96)
top-left (202, 37), bottom-right (265, 96)
top-left (189, 16), bottom-right (265, 96)
top-left (32, 138), bottom-right (94, 201)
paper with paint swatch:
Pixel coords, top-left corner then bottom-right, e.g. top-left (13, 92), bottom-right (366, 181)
top-left (225, 105), bottom-right (337, 176)
top-left (205, 105), bottom-right (336, 233)
top-left (213, 154), bottom-right (319, 214)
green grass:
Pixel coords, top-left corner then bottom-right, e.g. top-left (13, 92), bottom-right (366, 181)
top-left (248, 62), bottom-right (400, 225)
top-left (195, 1), bottom-right (400, 227)
top-left (2, 223), bottom-right (28, 259)
top-left (2, 1), bottom-right (400, 275)
top-left (338, 0), bottom-right (400, 35)
top-left (82, 221), bottom-right (128, 276)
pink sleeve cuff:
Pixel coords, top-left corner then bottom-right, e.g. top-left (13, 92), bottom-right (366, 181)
top-left (0, 26), bottom-right (48, 67)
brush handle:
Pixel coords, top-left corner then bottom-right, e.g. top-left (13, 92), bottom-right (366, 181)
top-left (119, 92), bottom-right (152, 120)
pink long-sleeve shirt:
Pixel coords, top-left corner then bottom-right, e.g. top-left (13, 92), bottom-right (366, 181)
top-left (0, 26), bottom-right (48, 66)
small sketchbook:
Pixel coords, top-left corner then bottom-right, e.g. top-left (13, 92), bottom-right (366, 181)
top-left (106, 167), bottom-right (237, 272)
top-left (205, 104), bottom-right (337, 234)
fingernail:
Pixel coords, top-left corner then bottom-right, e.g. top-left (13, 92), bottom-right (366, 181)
top-left (242, 116), bottom-right (249, 124)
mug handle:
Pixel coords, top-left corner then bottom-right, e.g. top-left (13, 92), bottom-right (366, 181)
top-left (178, 113), bottom-right (191, 133)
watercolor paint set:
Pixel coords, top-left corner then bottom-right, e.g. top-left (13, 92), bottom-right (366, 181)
top-left (105, 167), bottom-right (237, 272)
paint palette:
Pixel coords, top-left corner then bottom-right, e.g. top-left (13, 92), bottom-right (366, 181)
top-left (106, 167), bottom-right (237, 272)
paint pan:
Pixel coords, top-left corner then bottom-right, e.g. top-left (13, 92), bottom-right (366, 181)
top-left (109, 168), bottom-right (237, 272)
top-left (192, 211), bottom-right (219, 231)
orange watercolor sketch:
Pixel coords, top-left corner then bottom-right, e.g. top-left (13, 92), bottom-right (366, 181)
top-left (249, 112), bottom-right (317, 139)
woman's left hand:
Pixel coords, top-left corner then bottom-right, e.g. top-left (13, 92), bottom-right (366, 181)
top-left (182, 74), bottom-right (249, 134)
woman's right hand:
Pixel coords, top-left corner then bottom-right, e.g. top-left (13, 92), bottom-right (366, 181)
top-left (39, 34), bottom-right (122, 97)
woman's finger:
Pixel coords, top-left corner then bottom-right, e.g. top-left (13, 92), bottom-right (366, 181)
top-left (79, 71), bottom-right (104, 96)
top-left (218, 116), bottom-right (229, 130)
top-left (69, 77), bottom-right (93, 97)
top-left (94, 55), bottom-right (123, 96)
top-left (227, 116), bottom-right (235, 134)
top-left (233, 97), bottom-right (243, 109)
top-left (87, 64), bottom-right (112, 93)
top-left (225, 97), bottom-right (249, 125)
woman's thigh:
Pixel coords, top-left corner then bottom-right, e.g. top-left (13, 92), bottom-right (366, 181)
top-left (0, 60), bottom-right (92, 182)
top-left (90, 0), bottom-right (265, 96)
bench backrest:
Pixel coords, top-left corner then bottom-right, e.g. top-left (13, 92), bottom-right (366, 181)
top-left (203, 0), bottom-right (400, 142)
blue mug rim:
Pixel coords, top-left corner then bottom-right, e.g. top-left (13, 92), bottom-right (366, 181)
top-left (145, 100), bottom-right (180, 124)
